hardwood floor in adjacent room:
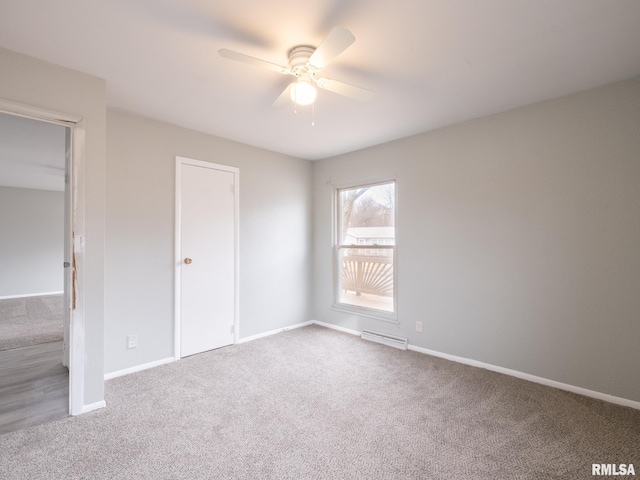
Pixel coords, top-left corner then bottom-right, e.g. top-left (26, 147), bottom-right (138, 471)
top-left (0, 341), bottom-right (68, 435)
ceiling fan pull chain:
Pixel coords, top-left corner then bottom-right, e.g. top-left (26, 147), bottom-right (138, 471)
top-left (311, 102), bottom-right (315, 127)
top-left (293, 85), bottom-right (298, 114)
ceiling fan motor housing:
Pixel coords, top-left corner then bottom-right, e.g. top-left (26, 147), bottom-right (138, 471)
top-left (288, 46), bottom-right (316, 75)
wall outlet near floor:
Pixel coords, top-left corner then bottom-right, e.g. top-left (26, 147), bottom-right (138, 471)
top-left (126, 335), bottom-right (138, 349)
top-left (416, 321), bottom-right (423, 333)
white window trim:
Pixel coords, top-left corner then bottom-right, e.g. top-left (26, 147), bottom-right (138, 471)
top-left (331, 176), bottom-right (398, 324)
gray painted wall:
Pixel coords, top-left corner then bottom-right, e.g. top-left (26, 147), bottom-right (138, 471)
top-left (104, 110), bottom-right (313, 375)
top-left (313, 78), bottom-right (640, 402)
top-left (0, 46), bottom-right (106, 407)
top-left (0, 186), bottom-right (64, 297)
top-left (3, 45), bottom-right (637, 408)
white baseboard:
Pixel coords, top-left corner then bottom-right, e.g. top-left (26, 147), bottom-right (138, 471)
top-left (0, 291), bottom-right (63, 300)
top-left (311, 320), bottom-right (361, 337)
top-left (407, 344), bottom-right (640, 410)
top-left (237, 320), bottom-right (313, 344)
top-left (104, 356), bottom-right (176, 380)
top-left (102, 321), bottom-right (316, 382)
top-left (80, 400), bottom-right (106, 415)
top-left (103, 323), bottom-right (314, 383)
top-left (309, 320), bottom-right (640, 410)
top-left (98, 319), bottom-right (640, 411)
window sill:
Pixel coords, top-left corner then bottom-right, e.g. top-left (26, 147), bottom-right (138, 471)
top-left (331, 304), bottom-right (399, 324)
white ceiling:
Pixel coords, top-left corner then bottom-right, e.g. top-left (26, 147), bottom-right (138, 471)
top-left (1, 0), bottom-right (640, 160)
top-left (0, 112), bottom-right (66, 191)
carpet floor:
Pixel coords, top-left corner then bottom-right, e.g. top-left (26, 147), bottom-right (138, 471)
top-left (1, 325), bottom-right (638, 479)
top-left (0, 295), bottom-right (63, 351)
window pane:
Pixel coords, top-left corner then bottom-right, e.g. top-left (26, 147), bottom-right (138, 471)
top-left (338, 183), bottom-right (395, 245)
top-left (338, 247), bottom-right (394, 312)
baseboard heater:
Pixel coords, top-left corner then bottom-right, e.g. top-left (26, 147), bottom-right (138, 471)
top-left (361, 329), bottom-right (408, 350)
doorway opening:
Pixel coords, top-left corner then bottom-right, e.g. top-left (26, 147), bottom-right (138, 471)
top-left (0, 99), bottom-right (86, 431)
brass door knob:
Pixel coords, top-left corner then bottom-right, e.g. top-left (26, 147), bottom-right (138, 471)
top-left (184, 258), bottom-right (193, 264)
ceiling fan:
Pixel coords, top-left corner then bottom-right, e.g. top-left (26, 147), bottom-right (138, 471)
top-left (219, 26), bottom-right (373, 107)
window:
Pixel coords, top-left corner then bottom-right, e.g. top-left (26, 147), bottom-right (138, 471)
top-left (334, 180), bottom-right (396, 321)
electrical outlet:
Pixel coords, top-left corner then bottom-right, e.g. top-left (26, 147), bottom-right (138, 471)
top-left (126, 335), bottom-right (138, 349)
top-left (416, 321), bottom-right (423, 333)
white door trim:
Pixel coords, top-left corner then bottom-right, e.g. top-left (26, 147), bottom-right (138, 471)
top-left (174, 156), bottom-right (240, 359)
top-left (0, 98), bottom-right (86, 416)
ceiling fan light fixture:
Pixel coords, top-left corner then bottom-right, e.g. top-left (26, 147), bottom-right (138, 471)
top-left (290, 80), bottom-right (317, 105)
top-left (219, 26), bottom-right (373, 109)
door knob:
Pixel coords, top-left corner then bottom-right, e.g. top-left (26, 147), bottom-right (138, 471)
top-left (184, 258), bottom-right (193, 264)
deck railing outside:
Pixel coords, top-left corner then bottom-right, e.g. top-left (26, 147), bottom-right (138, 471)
top-left (340, 250), bottom-right (393, 298)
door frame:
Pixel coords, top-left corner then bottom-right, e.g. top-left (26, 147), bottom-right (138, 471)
top-left (0, 98), bottom-right (86, 416)
top-left (174, 156), bottom-right (240, 359)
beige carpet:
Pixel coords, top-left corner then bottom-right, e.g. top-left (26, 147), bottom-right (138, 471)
top-left (1, 325), bottom-right (638, 479)
top-left (0, 295), bottom-right (63, 351)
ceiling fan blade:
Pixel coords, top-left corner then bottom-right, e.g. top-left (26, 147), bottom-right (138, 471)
top-left (316, 78), bottom-right (373, 102)
top-left (219, 49), bottom-right (291, 75)
top-left (308, 26), bottom-right (355, 71)
top-left (272, 84), bottom-right (294, 107)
